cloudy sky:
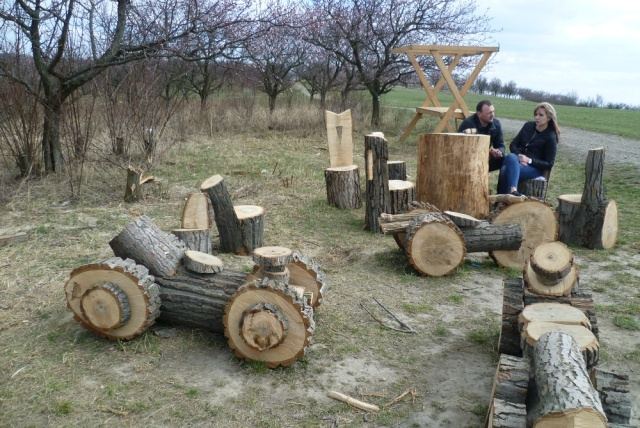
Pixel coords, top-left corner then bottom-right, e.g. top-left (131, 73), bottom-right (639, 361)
top-left (473, 0), bottom-right (640, 106)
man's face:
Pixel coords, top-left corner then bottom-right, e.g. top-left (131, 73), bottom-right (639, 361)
top-left (477, 105), bottom-right (495, 125)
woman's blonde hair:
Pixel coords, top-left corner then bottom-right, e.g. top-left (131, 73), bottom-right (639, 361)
top-left (535, 102), bottom-right (560, 139)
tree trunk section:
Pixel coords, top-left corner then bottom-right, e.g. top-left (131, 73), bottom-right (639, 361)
top-left (388, 179), bottom-right (415, 214)
top-left (364, 133), bottom-right (390, 232)
top-left (64, 257), bottom-right (161, 341)
top-left (517, 178), bottom-right (548, 202)
top-left (183, 250), bottom-right (223, 274)
top-left (223, 278), bottom-right (315, 368)
top-left (557, 148), bottom-right (618, 249)
top-left (109, 215), bottom-right (185, 278)
top-left (405, 212), bottom-right (466, 277)
top-left (155, 266), bottom-right (247, 334)
top-left (416, 133), bottom-right (490, 219)
top-left (172, 228), bottom-right (212, 254)
top-left (387, 160), bottom-right (407, 180)
top-left (526, 330), bottom-right (606, 428)
top-left (459, 222), bottom-right (522, 253)
top-left (325, 165), bottom-right (362, 209)
top-left (523, 242), bottom-right (578, 297)
top-left (485, 354), bottom-right (529, 428)
top-left (590, 367), bottom-right (632, 425)
top-left (522, 321), bottom-right (599, 369)
top-left (181, 192), bottom-right (212, 230)
top-left (488, 200), bottom-right (558, 270)
top-left (499, 278), bottom-right (525, 357)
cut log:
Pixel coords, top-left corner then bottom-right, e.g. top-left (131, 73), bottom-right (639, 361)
top-left (499, 278), bottom-right (525, 357)
top-left (557, 148), bottom-right (618, 249)
top-left (590, 367), bottom-right (632, 425)
top-left (488, 200), bottom-right (558, 270)
top-left (388, 179), bottom-right (415, 214)
top-left (325, 165), bottom-right (362, 209)
top-left (65, 257), bottom-right (161, 340)
top-left (444, 211), bottom-right (482, 228)
top-left (517, 176), bottom-right (548, 202)
top-left (200, 174), bottom-right (265, 255)
top-left (518, 302), bottom-right (591, 331)
top-left (109, 215), bottom-right (186, 278)
top-left (181, 192), bottom-right (212, 230)
top-left (526, 330), bottom-right (606, 428)
top-left (416, 133), bottom-right (490, 219)
top-left (363, 133), bottom-right (390, 232)
top-left (522, 321), bottom-right (599, 368)
top-left (488, 194), bottom-right (527, 205)
top-left (485, 354), bottom-right (529, 428)
top-left (387, 160), bottom-right (407, 181)
top-left (223, 278), bottom-right (315, 368)
top-left (405, 212), bottom-right (466, 277)
top-left (154, 266), bottom-right (247, 334)
top-left (523, 242), bottom-right (579, 297)
top-left (172, 228), bottom-right (212, 254)
top-left (248, 250), bottom-right (327, 308)
top-left (183, 250), bottom-right (223, 274)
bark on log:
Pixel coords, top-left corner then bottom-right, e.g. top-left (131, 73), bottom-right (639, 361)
top-left (416, 133), bottom-right (490, 219)
top-left (364, 133), bottom-right (390, 232)
top-left (499, 278), bottom-right (525, 357)
top-left (557, 148), bottom-right (618, 249)
top-left (387, 160), bottom-right (407, 180)
top-left (172, 228), bottom-right (212, 254)
top-left (517, 177), bottom-right (548, 202)
top-left (325, 165), bottom-right (362, 209)
top-left (223, 278), bottom-right (315, 368)
top-left (405, 212), bottom-right (466, 277)
top-left (489, 399), bottom-right (527, 428)
top-left (181, 192), bottom-right (212, 230)
top-left (523, 242), bottom-right (578, 297)
top-left (590, 367), bottom-right (632, 425)
top-left (109, 215), bottom-right (186, 278)
top-left (526, 330), bottom-right (606, 428)
top-left (522, 321), bottom-right (599, 369)
top-left (65, 257), bottom-right (161, 340)
top-left (488, 200), bottom-right (558, 270)
top-left (444, 211), bottom-right (482, 228)
top-left (200, 174), bottom-right (265, 255)
top-left (155, 266), bottom-right (247, 334)
top-left (388, 179), bottom-right (415, 214)
top-left (485, 354), bottom-right (529, 428)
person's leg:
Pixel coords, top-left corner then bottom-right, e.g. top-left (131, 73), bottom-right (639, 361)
top-left (489, 156), bottom-right (504, 172)
top-left (497, 153), bottom-right (519, 193)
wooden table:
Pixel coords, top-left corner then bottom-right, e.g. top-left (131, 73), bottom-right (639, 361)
top-left (392, 45), bottom-right (499, 139)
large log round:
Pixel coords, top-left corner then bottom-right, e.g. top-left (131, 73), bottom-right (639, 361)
top-left (65, 257), bottom-right (161, 340)
top-left (416, 133), bottom-right (490, 219)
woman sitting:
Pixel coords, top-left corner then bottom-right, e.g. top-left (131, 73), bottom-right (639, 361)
top-left (497, 102), bottom-right (560, 196)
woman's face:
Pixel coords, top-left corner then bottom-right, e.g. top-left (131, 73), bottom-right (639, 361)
top-left (534, 108), bottom-right (550, 128)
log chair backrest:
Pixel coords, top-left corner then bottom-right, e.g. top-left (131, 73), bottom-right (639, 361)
top-left (324, 109), bottom-right (354, 168)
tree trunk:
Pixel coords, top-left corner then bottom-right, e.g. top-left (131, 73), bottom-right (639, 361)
top-left (387, 161), bottom-right (407, 181)
top-left (388, 179), bottom-right (415, 214)
top-left (522, 321), bottom-right (599, 369)
top-left (370, 91), bottom-right (381, 126)
top-left (416, 133), bottom-right (490, 219)
top-left (172, 228), bottom-right (212, 254)
top-left (42, 100), bottom-right (65, 173)
top-left (526, 330), bottom-right (606, 427)
top-left (325, 165), bottom-right (362, 209)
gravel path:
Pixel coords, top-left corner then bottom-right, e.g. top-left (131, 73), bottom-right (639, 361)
top-left (499, 117), bottom-right (640, 166)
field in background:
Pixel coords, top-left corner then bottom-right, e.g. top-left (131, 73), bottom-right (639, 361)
top-left (383, 87), bottom-right (640, 139)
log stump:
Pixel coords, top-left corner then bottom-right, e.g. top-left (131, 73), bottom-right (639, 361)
top-left (404, 212), bottom-right (466, 277)
top-left (223, 278), bottom-right (315, 368)
top-left (517, 170), bottom-right (550, 202)
top-left (416, 133), bottom-right (490, 219)
top-left (64, 257), bottom-right (161, 340)
top-left (488, 200), bottom-right (558, 270)
top-left (172, 228), bottom-right (212, 254)
top-left (387, 160), bottom-right (407, 180)
top-left (523, 241), bottom-right (578, 297)
top-left (556, 148), bottom-right (618, 249)
top-left (325, 165), bottom-right (362, 209)
top-left (200, 174), bottom-right (265, 255)
top-left (109, 215), bottom-right (186, 278)
top-left (388, 179), bottom-right (415, 214)
top-left (526, 330), bottom-right (606, 427)
top-left (364, 133), bottom-right (390, 232)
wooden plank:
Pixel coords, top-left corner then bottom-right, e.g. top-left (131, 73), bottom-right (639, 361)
top-left (392, 45), bottom-right (499, 55)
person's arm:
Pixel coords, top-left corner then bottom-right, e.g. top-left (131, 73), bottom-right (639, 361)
top-left (509, 125), bottom-right (527, 155)
top-left (493, 120), bottom-right (506, 156)
top-left (531, 133), bottom-right (557, 171)
top-left (457, 115), bottom-right (474, 133)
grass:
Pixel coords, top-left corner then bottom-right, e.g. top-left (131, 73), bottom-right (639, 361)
top-left (1, 93), bottom-right (639, 427)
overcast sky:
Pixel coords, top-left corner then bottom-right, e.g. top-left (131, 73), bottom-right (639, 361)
top-left (473, 0), bottom-right (640, 106)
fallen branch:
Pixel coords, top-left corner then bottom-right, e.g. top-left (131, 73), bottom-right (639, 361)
top-left (374, 296), bottom-right (417, 333)
top-left (327, 390), bottom-right (380, 413)
top-left (384, 387), bottom-right (419, 407)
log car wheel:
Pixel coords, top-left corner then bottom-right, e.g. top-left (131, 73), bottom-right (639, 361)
top-left (223, 278), bottom-right (315, 368)
top-left (64, 258), bottom-right (161, 341)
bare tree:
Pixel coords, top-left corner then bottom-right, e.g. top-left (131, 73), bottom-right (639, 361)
top-left (0, 0), bottom-right (245, 173)
top-left (304, 0), bottom-right (493, 126)
top-left (503, 80), bottom-right (517, 98)
top-left (489, 77), bottom-right (502, 96)
top-left (473, 75), bottom-right (489, 94)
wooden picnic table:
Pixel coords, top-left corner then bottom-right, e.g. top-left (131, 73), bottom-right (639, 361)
top-left (392, 45), bottom-right (499, 139)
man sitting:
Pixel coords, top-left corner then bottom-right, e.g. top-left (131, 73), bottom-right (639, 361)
top-left (458, 100), bottom-right (505, 171)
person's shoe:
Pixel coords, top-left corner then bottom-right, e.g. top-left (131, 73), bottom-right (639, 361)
top-left (510, 191), bottom-right (525, 197)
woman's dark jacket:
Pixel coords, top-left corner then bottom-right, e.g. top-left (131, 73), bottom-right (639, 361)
top-left (509, 121), bottom-right (557, 171)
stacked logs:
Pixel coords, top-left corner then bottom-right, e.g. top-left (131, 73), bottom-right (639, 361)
top-left (64, 215), bottom-right (326, 368)
top-left (487, 241), bottom-right (633, 427)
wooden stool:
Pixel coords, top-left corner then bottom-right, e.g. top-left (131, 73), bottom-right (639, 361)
top-left (518, 169), bottom-right (550, 201)
top-left (200, 174), bottom-right (264, 255)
